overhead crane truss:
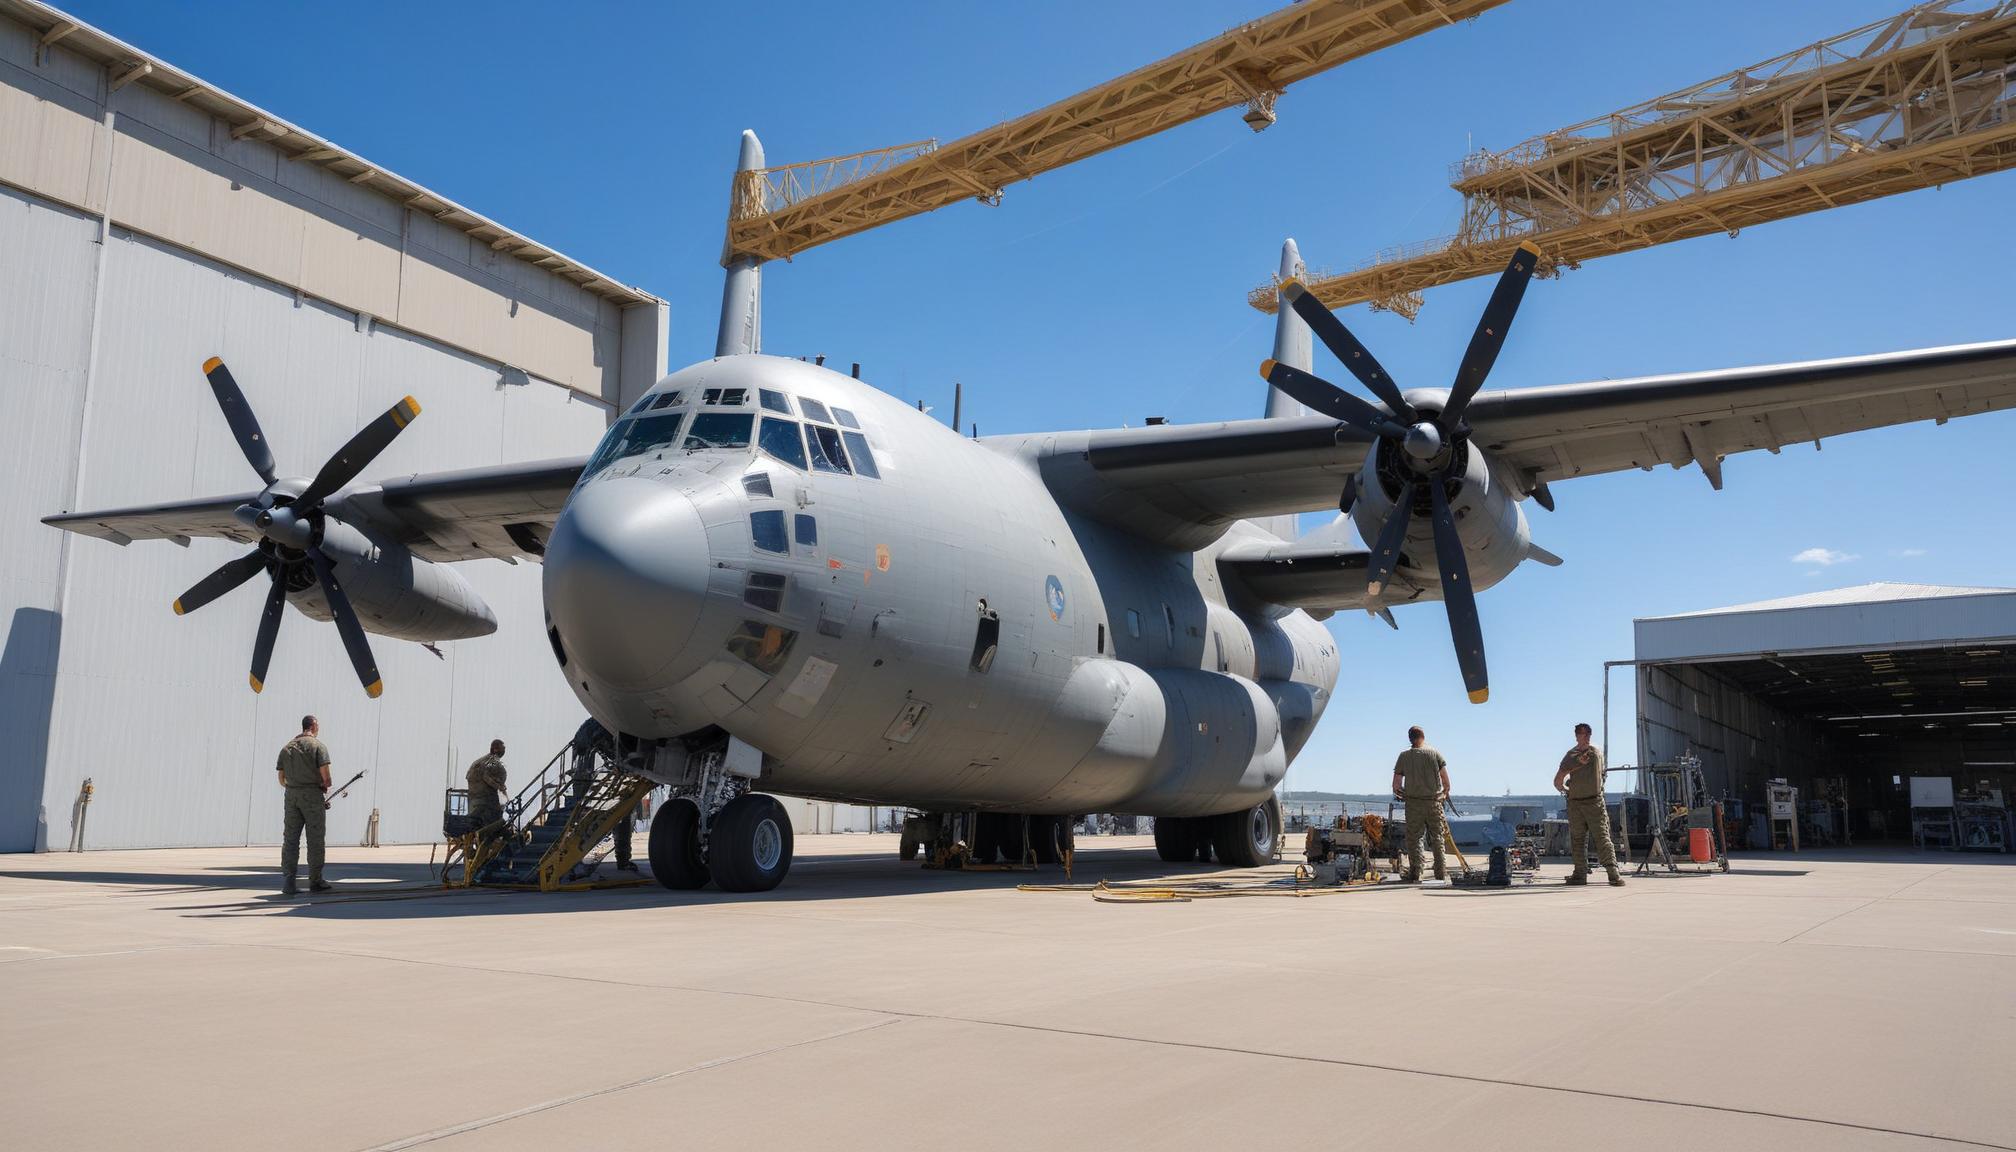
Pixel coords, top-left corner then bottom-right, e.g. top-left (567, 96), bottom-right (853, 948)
top-left (723, 0), bottom-right (1507, 264)
top-left (1252, 0), bottom-right (2016, 319)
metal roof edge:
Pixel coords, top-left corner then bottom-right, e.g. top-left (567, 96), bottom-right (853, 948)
top-left (8, 0), bottom-right (664, 309)
top-left (1633, 583), bottom-right (2016, 624)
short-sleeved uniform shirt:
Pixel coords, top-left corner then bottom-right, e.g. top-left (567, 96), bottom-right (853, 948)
top-left (1393, 746), bottom-right (1447, 799)
top-left (277, 736), bottom-right (330, 789)
top-left (1560, 744), bottom-right (1605, 800)
top-left (467, 754), bottom-right (507, 798)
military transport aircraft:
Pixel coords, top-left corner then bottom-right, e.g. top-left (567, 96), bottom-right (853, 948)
top-left (45, 133), bottom-right (2016, 892)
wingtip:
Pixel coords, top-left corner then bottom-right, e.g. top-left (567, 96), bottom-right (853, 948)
top-left (365, 679), bottom-right (384, 699)
top-left (1467, 687), bottom-right (1490, 704)
top-left (202, 356), bottom-right (223, 374)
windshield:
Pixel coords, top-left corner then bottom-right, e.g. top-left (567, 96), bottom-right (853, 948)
top-left (584, 412), bottom-right (686, 476)
top-left (682, 412), bottom-right (755, 451)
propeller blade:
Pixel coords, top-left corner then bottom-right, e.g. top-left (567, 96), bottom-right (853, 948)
top-left (1427, 481), bottom-right (1489, 704)
top-left (1339, 473), bottom-right (1357, 516)
top-left (297, 395), bottom-right (422, 508)
top-left (173, 549), bottom-right (267, 616)
top-left (1260, 360), bottom-right (1409, 440)
top-left (308, 547), bottom-right (383, 698)
top-left (1442, 242), bottom-right (1541, 428)
top-left (1365, 480), bottom-right (1416, 597)
top-left (250, 570), bottom-right (286, 693)
top-left (203, 358), bottom-right (278, 486)
top-left (1281, 280), bottom-right (1416, 423)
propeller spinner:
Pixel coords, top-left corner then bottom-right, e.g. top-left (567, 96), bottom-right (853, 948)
top-left (1259, 242), bottom-right (1543, 704)
top-left (172, 357), bottom-right (421, 698)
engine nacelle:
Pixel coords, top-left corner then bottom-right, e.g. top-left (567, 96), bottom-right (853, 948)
top-left (1349, 420), bottom-right (1531, 599)
top-left (287, 519), bottom-right (498, 642)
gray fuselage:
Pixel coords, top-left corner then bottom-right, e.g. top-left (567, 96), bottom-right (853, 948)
top-left (541, 355), bottom-right (1339, 818)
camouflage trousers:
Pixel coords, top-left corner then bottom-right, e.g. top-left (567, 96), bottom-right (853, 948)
top-left (1567, 797), bottom-right (1619, 876)
top-left (281, 787), bottom-right (326, 883)
top-left (1403, 796), bottom-right (1448, 881)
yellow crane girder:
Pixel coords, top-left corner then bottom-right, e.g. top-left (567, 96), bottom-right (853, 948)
top-left (1253, 0), bottom-right (2016, 318)
top-left (725, 0), bottom-right (1507, 264)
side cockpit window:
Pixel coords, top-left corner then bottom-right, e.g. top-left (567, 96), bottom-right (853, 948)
top-left (757, 417), bottom-right (808, 470)
top-left (832, 407), bottom-right (862, 429)
top-left (647, 390), bottom-right (682, 411)
top-left (750, 510), bottom-right (787, 554)
top-left (840, 430), bottom-right (880, 479)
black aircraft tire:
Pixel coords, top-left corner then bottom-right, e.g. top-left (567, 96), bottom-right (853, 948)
top-left (648, 798), bottom-right (710, 890)
top-left (1211, 802), bottom-right (1278, 869)
top-left (708, 794), bottom-right (795, 892)
top-left (1153, 817), bottom-right (1195, 863)
top-left (1029, 815), bottom-right (1065, 865)
top-left (971, 813), bottom-right (1002, 865)
top-left (997, 815), bottom-right (1029, 864)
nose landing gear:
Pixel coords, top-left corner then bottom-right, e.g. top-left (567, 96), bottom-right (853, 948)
top-left (643, 740), bottom-right (796, 893)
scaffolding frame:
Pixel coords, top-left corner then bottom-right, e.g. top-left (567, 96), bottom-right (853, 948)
top-left (1252, 1), bottom-right (2016, 318)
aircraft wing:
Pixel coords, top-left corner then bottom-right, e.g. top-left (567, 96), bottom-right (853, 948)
top-left (1045, 339), bottom-right (2016, 546)
top-left (1466, 339), bottom-right (2016, 488)
top-left (44, 457), bottom-right (586, 564)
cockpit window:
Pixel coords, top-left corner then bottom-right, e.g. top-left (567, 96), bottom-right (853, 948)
top-left (750, 510), bottom-right (787, 553)
top-left (759, 389), bottom-right (793, 415)
top-left (832, 407), bottom-right (861, 430)
top-left (702, 387), bottom-right (748, 406)
top-left (625, 392), bottom-right (657, 415)
top-left (584, 411), bottom-right (685, 475)
top-left (757, 417), bottom-right (808, 470)
top-left (806, 424), bottom-right (851, 474)
top-left (682, 412), bottom-right (754, 451)
top-left (799, 397), bottom-right (834, 424)
top-left (647, 390), bottom-right (682, 411)
top-left (840, 430), bottom-right (881, 479)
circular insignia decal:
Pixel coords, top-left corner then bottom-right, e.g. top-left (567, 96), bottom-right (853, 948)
top-left (1044, 575), bottom-right (1066, 623)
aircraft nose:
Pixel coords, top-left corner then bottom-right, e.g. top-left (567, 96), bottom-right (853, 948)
top-left (543, 478), bottom-right (712, 689)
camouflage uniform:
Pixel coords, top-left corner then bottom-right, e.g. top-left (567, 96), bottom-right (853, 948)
top-left (276, 735), bottom-right (330, 892)
top-left (568, 718), bottom-right (630, 868)
top-left (1394, 745), bottom-right (1449, 881)
top-left (467, 753), bottom-right (508, 831)
top-left (1561, 744), bottom-right (1621, 882)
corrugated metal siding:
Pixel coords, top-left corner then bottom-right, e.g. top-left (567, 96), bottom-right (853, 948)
top-left (1634, 591), bottom-right (2016, 664)
top-left (12, 207), bottom-right (616, 851)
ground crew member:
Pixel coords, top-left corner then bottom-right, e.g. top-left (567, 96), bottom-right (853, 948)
top-left (275, 715), bottom-right (333, 896)
top-left (568, 718), bottom-right (635, 872)
top-left (467, 739), bottom-right (508, 836)
top-left (1391, 725), bottom-right (1450, 882)
top-left (1554, 722), bottom-right (1625, 887)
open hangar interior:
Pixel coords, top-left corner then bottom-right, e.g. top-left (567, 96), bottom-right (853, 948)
top-left (0, 2), bottom-right (670, 851)
top-left (1631, 583), bottom-right (2016, 846)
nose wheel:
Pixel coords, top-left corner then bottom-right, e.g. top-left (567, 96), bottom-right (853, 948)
top-left (706, 793), bottom-right (795, 892)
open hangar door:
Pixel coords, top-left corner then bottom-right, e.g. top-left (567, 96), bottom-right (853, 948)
top-left (1630, 585), bottom-right (2016, 846)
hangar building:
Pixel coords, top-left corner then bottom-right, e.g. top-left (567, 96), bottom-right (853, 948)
top-left (0, 2), bottom-right (670, 851)
top-left (1631, 583), bottom-right (2016, 845)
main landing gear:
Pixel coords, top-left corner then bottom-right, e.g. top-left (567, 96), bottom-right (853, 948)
top-left (1154, 799), bottom-right (1281, 868)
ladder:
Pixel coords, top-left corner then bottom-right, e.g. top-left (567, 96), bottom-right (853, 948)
top-left (440, 737), bottom-right (654, 891)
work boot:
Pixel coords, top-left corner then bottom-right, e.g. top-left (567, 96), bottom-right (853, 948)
top-left (615, 860), bottom-right (638, 873)
top-left (309, 880), bottom-right (333, 893)
top-left (1564, 873), bottom-right (1588, 886)
top-left (1433, 870), bottom-right (1448, 881)
top-left (280, 882), bottom-right (298, 896)
top-left (1607, 872), bottom-right (1626, 887)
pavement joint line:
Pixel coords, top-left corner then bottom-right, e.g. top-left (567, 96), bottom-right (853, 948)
top-left (1777, 867), bottom-right (1953, 946)
top-left (0, 942), bottom-right (224, 966)
top-left (354, 1016), bottom-right (905, 1151)
top-left (229, 942), bottom-right (2014, 1151)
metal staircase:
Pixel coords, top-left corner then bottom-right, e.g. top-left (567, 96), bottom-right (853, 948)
top-left (442, 735), bottom-right (654, 891)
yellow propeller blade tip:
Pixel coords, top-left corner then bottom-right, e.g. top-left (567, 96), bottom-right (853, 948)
top-left (202, 356), bottom-right (223, 374)
top-left (365, 679), bottom-right (384, 699)
top-left (1467, 687), bottom-right (1490, 704)
top-left (172, 599), bottom-right (185, 616)
top-left (1516, 241), bottom-right (1542, 258)
top-left (1258, 358), bottom-right (1278, 381)
top-left (1279, 278), bottom-right (1305, 299)
top-left (391, 396), bottom-right (422, 427)
top-left (249, 674), bottom-right (264, 694)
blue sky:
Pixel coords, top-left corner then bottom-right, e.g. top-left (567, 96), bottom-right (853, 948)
top-left (67, 0), bottom-right (2016, 793)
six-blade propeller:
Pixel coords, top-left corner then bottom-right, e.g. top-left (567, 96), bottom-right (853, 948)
top-left (1259, 242), bottom-right (1543, 704)
top-left (172, 357), bottom-right (421, 697)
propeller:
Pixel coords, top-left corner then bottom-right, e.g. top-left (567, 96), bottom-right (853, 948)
top-left (176, 357), bottom-right (422, 697)
top-left (1258, 242), bottom-right (1543, 704)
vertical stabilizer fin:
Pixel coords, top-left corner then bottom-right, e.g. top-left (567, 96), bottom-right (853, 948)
top-left (1264, 238), bottom-right (1311, 420)
top-left (716, 130), bottom-right (765, 358)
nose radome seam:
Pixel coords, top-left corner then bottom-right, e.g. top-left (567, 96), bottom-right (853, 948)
top-left (543, 478), bottom-right (712, 690)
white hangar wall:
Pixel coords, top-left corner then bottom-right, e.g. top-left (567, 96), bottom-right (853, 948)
top-left (0, 5), bottom-right (669, 851)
